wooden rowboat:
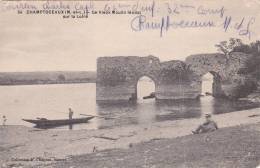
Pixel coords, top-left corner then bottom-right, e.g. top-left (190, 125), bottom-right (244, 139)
top-left (22, 117), bottom-right (94, 127)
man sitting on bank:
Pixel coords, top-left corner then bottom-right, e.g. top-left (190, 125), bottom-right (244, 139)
top-left (192, 114), bottom-right (218, 134)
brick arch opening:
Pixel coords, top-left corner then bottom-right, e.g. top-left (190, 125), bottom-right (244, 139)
top-left (201, 71), bottom-right (223, 97)
top-left (135, 75), bottom-right (156, 101)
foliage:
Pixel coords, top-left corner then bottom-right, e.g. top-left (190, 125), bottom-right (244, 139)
top-left (233, 40), bottom-right (260, 55)
top-left (216, 38), bottom-right (260, 81)
top-left (215, 38), bottom-right (243, 56)
top-left (215, 38), bottom-right (244, 65)
top-left (160, 62), bottom-right (195, 83)
top-left (234, 40), bottom-right (260, 80)
top-left (229, 79), bottom-right (257, 99)
top-left (57, 74), bottom-right (66, 81)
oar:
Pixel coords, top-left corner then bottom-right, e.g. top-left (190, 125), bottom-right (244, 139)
top-left (50, 110), bottom-right (117, 120)
top-left (79, 114), bottom-right (117, 120)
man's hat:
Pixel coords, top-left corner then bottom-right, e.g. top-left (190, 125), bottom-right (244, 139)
top-left (205, 114), bottom-right (211, 118)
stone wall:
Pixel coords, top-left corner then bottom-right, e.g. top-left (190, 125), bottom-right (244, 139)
top-left (96, 56), bottom-right (160, 101)
top-left (156, 60), bottom-right (200, 100)
top-left (186, 52), bottom-right (254, 98)
top-left (97, 55), bottom-right (200, 101)
top-left (97, 52), bottom-right (255, 101)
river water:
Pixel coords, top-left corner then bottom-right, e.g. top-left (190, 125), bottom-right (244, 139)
top-left (0, 83), bottom-right (259, 130)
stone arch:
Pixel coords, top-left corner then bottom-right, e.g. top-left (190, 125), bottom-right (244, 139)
top-left (97, 53), bottom-right (255, 101)
top-left (133, 75), bottom-right (157, 100)
top-left (135, 74), bottom-right (158, 86)
top-left (185, 52), bottom-right (258, 99)
top-left (96, 56), bottom-right (161, 101)
top-left (201, 71), bottom-right (224, 97)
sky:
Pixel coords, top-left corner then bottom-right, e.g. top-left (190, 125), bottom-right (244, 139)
top-left (0, 0), bottom-right (260, 72)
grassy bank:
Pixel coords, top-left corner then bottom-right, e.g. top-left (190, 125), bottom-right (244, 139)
top-left (41, 123), bottom-right (260, 168)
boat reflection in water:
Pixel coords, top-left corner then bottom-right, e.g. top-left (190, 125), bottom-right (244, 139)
top-left (34, 123), bottom-right (75, 130)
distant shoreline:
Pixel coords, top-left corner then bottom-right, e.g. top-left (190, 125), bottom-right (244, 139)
top-left (0, 71), bottom-right (96, 86)
top-left (0, 81), bottom-right (96, 86)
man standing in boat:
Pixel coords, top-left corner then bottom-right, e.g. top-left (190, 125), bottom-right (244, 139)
top-left (69, 108), bottom-right (74, 120)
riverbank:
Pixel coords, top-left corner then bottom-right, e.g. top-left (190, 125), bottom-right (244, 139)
top-left (43, 123), bottom-right (260, 168)
top-left (1, 108), bottom-right (260, 167)
top-left (245, 89), bottom-right (260, 103)
top-left (241, 83), bottom-right (260, 103)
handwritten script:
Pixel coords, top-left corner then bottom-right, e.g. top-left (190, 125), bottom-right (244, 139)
top-left (0, 0), bottom-right (257, 39)
top-left (128, 1), bottom-right (255, 39)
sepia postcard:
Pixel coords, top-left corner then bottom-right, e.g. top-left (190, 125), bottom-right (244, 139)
top-left (0, 0), bottom-right (260, 167)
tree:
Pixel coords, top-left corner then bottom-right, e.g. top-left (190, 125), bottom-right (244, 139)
top-left (57, 74), bottom-right (66, 81)
top-left (215, 38), bottom-right (243, 64)
top-left (235, 40), bottom-right (260, 81)
top-left (215, 38), bottom-right (243, 55)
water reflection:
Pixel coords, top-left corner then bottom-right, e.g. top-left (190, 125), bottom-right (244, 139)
top-left (96, 101), bottom-right (139, 129)
top-left (201, 72), bottom-right (214, 95)
top-left (0, 83), bottom-right (259, 130)
top-left (210, 97), bottom-right (259, 114)
top-left (96, 97), bottom-right (259, 129)
top-left (33, 123), bottom-right (81, 130)
top-left (200, 96), bottom-right (214, 117)
top-left (155, 99), bottom-right (201, 121)
top-left (137, 76), bottom-right (156, 125)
